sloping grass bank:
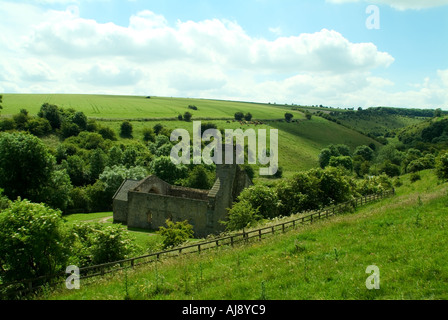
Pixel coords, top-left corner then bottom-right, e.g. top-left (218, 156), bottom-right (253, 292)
top-left (41, 170), bottom-right (448, 300)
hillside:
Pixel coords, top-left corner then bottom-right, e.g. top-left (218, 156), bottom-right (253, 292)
top-left (0, 94), bottom-right (380, 175)
top-left (41, 169), bottom-right (448, 300)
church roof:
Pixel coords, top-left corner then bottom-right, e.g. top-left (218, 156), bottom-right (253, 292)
top-left (112, 179), bottom-right (141, 201)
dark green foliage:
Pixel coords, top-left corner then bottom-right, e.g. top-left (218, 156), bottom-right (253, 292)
top-left (237, 184), bottom-right (279, 219)
top-left (107, 146), bottom-right (124, 167)
top-left (421, 119), bottom-right (448, 143)
top-left (318, 144), bottom-right (351, 168)
top-left (66, 131), bottom-right (106, 150)
top-left (183, 111), bottom-right (192, 122)
top-left (380, 160), bottom-right (401, 177)
top-left (70, 222), bottom-right (136, 267)
top-left (354, 145), bottom-right (374, 161)
top-left (181, 165), bottom-right (214, 190)
top-left (188, 105), bottom-right (198, 111)
top-left (158, 219), bottom-right (194, 249)
top-left (305, 111), bottom-right (312, 120)
top-left (25, 117), bottom-right (52, 137)
top-left (234, 112), bottom-right (244, 121)
top-left (150, 156), bottom-right (188, 185)
top-left (244, 113), bottom-right (253, 121)
top-left (98, 126), bottom-right (117, 141)
top-left (284, 113), bottom-right (294, 122)
top-left (0, 200), bottom-right (70, 283)
top-left (38, 103), bottom-right (62, 130)
top-left (0, 118), bottom-right (15, 131)
top-left (329, 156), bottom-right (353, 172)
top-left (410, 173), bottom-right (421, 183)
top-left (142, 127), bottom-right (156, 142)
top-left (436, 152), bottom-right (448, 180)
top-left (0, 132), bottom-right (55, 201)
top-left (61, 121), bottom-right (81, 139)
top-left (120, 121), bottom-right (133, 138)
top-left (62, 155), bottom-right (88, 186)
top-left (72, 112), bottom-right (88, 130)
top-left (12, 109), bottom-right (29, 130)
top-left (89, 148), bottom-right (108, 182)
top-left (153, 123), bottom-right (164, 135)
top-left (223, 200), bottom-right (261, 231)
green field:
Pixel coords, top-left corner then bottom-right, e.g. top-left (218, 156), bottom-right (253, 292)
top-left (0, 94), bottom-right (380, 175)
top-left (0, 94), bottom-right (302, 120)
top-left (41, 170), bottom-right (448, 300)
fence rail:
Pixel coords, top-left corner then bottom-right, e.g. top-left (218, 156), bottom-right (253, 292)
top-left (0, 189), bottom-right (395, 298)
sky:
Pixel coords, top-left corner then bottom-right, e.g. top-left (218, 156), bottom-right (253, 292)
top-left (0, 0), bottom-right (447, 109)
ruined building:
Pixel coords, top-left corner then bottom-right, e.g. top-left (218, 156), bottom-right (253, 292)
top-left (112, 162), bottom-right (253, 237)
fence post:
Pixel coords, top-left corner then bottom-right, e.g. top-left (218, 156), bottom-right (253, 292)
top-left (259, 229), bottom-right (262, 240)
top-left (198, 244), bottom-right (201, 253)
top-left (231, 236), bottom-right (234, 247)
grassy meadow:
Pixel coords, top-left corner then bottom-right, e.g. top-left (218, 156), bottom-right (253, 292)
top-left (40, 169), bottom-right (448, 300)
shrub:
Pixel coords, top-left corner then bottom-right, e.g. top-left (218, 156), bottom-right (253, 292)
top-left (0, 199), bottom-right (70, 283)
top-left (237, 184), bottom-right (279, 219)
top-left (183, 112), bottom-right (193, 122)
top-left (436, 152), bottom-right (448, 180)
top-left (284, 113), bottom-right (294, 122)
top-left (244, 113), bottom-right (253, 121)
top-left (70, 223), bottom-right (137, 266)
top-left (98, 127), bottom-right (117, 141)
top-left (234, 112), bottom-right (244, 121)
top-left (158, 219), bottom-right (194, 249)
top-left (224, 200), bottom-right (261, 231)
top-left (120, 121), bottom-right (133, 138)
top-left (410, 173), bottom-right (421, 183)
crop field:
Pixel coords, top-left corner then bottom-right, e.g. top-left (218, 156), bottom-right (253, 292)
top-left (0, 94), bottom-right (303, 120)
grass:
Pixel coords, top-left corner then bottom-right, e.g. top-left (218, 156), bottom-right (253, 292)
top-left (41, 169), bottom-right (448, 300)
top-left (0, 94), bottom-right (302, 120)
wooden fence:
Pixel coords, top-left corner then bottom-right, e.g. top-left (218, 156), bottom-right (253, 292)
top-left (0, 189), bottom-right (394, 298)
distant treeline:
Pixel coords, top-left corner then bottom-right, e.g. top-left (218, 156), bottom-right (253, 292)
top-left (332, 106), bottom-right (445, 118)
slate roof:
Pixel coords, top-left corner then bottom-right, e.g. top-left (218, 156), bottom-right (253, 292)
top-left (112, 179), bottom-right (141, 202)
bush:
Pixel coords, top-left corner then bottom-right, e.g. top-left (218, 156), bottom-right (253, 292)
top-left (0, 199), bottom-right (70, 283)
top-left (234, 112), bottom-right (244, 121)
top-left (70, 223), bottom-right (137, 266)
top-left (237, 184), bottom-right (279, 219)
top-left (183, 112), bottom-right (193, 122)
top-left (436, 152), bottom-right (448, 180)
top-left (244, 113), bottom-right (253, 121)
top-left (224, 200), bottom-right (261, 231)
top-left (284, 113), bottom-right (294, 122)
top-left (25, 118), bottom-right (52, 137)
top-left (120, 121), bottom-right (133, 138)
top-left (410, 173), bottom-right (421, 183)
top-left (98, 127), bottom-right (117, 141)
top-left (158, 219), bottom-right (194, 249)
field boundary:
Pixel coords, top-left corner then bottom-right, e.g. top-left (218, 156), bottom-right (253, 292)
top-left (0, 189), bottom-right (394, 298)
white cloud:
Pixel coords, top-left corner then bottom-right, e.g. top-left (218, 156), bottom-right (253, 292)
top-left (327, 0), bottom-right (448, 10)
top-left (0, 2), bottom-right (446, 109)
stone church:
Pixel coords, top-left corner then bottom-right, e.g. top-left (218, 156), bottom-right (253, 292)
top-left (112, 162), bottom-right (253, 237)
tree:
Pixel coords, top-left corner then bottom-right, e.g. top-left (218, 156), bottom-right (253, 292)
top-left (99, 165), bottom-right (148, 199)
top-left (120, 121), bottom-right (133, 138)
top-left (0, 199), bottom-right (70, 283)
top-left (72, 111), bottom-right (88, 130)
top-left (436, 153), bottom-right (448, 180)
top-left (25, 117), bottom-right (52, 137)
top-left (153, 123), bottom-right (164, 135)
top-left (158, 219), bottom-right (194, 249)
top-left (434, 108), bottom-right (442, 118)
top-left (354, 145), bottom-right (374, 162)
top-left (284, 113), bottom-right (294, 122)
top-left (98, 127), bottom-right (117, 141)
top-left (182, 165), bottom-right (214, 190)
top-left (329, 155), bottom-right (353, 172)
top-left (89, 148), bottom-right (108, 182)
top-left (318, 148), bottom-right (333, 169)
top-left (305, 111), bottom-right (312, 120)
top-left (0, 132), bottom-right (55, 201)
top-left (234, 112), bottom-right (244, 121)
top-left (244, 112), bottom-right (253, 121)
top-left (142, 127), bottom-right (155, 142)
top-left (183, 111), bottom-right (193, 122)
top-left (0, 94), bottom-right (3, 113)
top-left (150, 156), bottom-right (188, 185)
top-left (38, 103), bottom-right (62, 130)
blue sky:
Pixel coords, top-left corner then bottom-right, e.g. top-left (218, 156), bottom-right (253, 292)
top-left (0, 0), bottom-right (447, 108)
